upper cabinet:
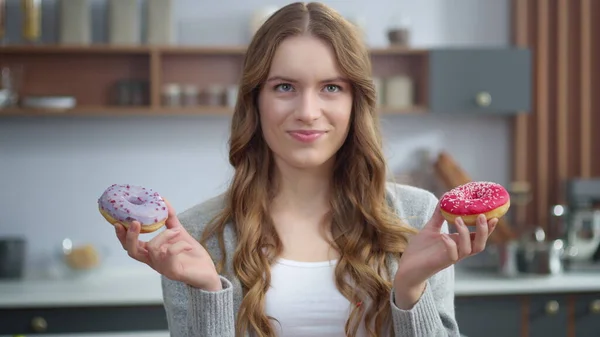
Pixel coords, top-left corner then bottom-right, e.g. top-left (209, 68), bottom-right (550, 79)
top-left (428, 48), bottom-right (532, 114)
top-left (0, 46), bottom-right (532, 117)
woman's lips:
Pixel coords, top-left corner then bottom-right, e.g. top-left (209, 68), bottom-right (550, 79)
top-left (287, 130), bottom-right (326, 143)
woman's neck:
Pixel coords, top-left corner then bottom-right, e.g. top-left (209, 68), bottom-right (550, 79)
top-left (271, 159), bottom-right (333, 215)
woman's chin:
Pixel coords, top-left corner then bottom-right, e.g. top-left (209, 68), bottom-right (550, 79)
top-left (278, 152), bottom-right (334, 170)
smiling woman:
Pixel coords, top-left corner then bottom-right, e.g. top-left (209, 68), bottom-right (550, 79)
top-left (110, 2), bottom-right (498, 337)
top-left (259, 35), bottom-right (353, 170)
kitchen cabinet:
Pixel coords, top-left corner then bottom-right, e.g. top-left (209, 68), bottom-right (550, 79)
top-left (573, 294), bottom-right (600, 337)
top-left (6, 268), bottom-right (599, 336)
top-left (456, 292), bottom-right (600, 337)
top-left (428, 48), bottom-right (532, 114)
top-left (0, 305), bottom-right (168, 335)
top-left (0, 333), bottom-right (168, 337)
top-left (455, 296), bottom-right (522, 337)
top-left (528, 295), bottom-right (569, 337)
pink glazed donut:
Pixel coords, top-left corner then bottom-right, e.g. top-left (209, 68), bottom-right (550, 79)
top-left (439, 181), bottom-right (511, 226)
top-left (98, 184), bottom-right (168, 233)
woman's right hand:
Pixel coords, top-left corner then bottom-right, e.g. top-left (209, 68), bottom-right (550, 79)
top-left (113, 199), bottom-right (222, 292)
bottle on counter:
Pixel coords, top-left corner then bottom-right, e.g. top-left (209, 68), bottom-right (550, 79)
top-left (59, 0), bottom-right (91, 45)
top-left (22, 0), bottom-right (42, 43)
top-left (146, 0), bottom-right (174, 45)
top-left (0, 0), bottom-right (6, 44)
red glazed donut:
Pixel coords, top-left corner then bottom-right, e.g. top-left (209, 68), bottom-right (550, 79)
top-left (439, 181), bottom-right (510, 226)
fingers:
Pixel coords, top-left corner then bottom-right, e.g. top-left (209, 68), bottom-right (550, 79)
top-left (163, 198), bottom-right (183, 230)
top-left (444, 215), bottom-right (495, 265)
top-left (166, 241), bottom-right (194, 256)
top-left (147, 228), bottom-right (181, 253)
top-left (453, 217), bottom-right (472, 258)
top-left (114, 223), bottom-right (127, 248)
top-left (448, 232), bottom-right (476, 245)
top-left (471, 215), bottom-right (489, 254)
top-left (125, 221), bottom-right (150, 264)
top-left (148, 233), bottom-right (193, 264)
top-left (488, 218), bottom-right (499, 236)
top-left (424, 202), bottom-right (446, 232)
top-left (441, 235), bottom-right (459, 263)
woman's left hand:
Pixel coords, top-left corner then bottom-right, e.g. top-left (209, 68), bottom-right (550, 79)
top-left (393, 203), bottom-right (498, 309)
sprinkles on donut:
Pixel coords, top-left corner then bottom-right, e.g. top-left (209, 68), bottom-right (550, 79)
top-left (439, 181), bottom-right (510, 226)
top-left (98, 184), bottom-right (168, 233)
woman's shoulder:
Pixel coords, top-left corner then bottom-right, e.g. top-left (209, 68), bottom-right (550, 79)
top-left (176, 192), bottom-right (228, 238)
top-left (384, 181), bottom-right (441, 230)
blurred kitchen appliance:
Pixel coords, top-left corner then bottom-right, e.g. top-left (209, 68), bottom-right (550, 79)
top-left (564, 178), bottom-right (600, 265)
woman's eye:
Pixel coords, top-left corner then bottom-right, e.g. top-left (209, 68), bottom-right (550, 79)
top-left (324, 84), bottom-right (341, 93)
top-left (275, 83), bottom-right (294, 92)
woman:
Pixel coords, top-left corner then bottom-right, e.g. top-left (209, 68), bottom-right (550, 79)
top-left (114, 2), bottom-right (497, 336)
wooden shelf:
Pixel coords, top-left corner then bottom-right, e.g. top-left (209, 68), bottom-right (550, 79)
top-left (0, 107), bottom-right (153, 117)
top-left (0, 44), bottom-right (427, 56)
top-left (0, 44), bottom-right (430, 118)
top-left (0, 44), bottom-right (152, 55)
top-left (0, 106), bottom-right (231, 117)
top-left (0, 105), bottom-right (426, 117)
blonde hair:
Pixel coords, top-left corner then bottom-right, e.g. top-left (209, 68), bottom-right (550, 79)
top-left (201, 2), bottom-right (418, 336)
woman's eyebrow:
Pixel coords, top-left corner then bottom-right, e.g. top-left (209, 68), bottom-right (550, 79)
top-left (266, 76), bottom-right (298, 83)
top-left (266, 76), bottom-right (348, 83)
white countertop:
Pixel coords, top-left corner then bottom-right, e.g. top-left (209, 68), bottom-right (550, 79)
top-left (454, 270), bottom-right (600, 296)
top-left (1, 267), bottom-right (600, 308)
top-left (0, 267), bottom-right (163, 308)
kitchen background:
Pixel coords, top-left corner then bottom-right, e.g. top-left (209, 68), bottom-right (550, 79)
top-left (1, 0), bottom-right (599, 336)
top-left (1, 0), bottom-right (511, 272)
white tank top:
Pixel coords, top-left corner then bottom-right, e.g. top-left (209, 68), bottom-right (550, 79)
top-left (264, 258), bottom-right (368, 337)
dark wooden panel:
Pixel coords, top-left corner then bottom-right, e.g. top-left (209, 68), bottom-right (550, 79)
top-left (511, 0), bottom-right (600, 236)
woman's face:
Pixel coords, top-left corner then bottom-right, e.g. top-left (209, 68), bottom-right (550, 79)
top-left (258, 35), bottom-right (353, 171)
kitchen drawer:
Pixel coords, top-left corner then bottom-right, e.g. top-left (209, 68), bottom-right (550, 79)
top-left (528, 295), bottom-right (568, 337)
top-left (574, 293), bottom-right (600, 337)
top-left (428, 48), bottom-right (532, 114)
top-left (0, 305), bottom-right (168, 335)
top-left (0, 332), bottom-right (169, 337)
top-left (455, 296), bottom-right (522, 337)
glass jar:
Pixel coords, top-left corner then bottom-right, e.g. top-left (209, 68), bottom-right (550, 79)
top-left (182, 85), bottom-right (199, 107)
top-left (162, 83), bottom-right (181, 107)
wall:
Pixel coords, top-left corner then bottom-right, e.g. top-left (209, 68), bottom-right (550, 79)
top-left (0, 0), bottom-right (511, 275)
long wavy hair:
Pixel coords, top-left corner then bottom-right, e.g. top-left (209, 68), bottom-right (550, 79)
top-left (200, 2), bottom-right (418, 336)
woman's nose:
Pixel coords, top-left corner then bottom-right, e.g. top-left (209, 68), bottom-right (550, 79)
top-left (295, 91), bottom-right (322, 122)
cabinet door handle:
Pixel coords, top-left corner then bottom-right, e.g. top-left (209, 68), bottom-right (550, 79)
top-left (590, 300), bottom-right (600, 314)
top-left (476, 92), bottom-right (492, 107)
top-left (31, 316), bottom-right (47, 332)
top-left (545, 300), bottom-right (560, 315)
